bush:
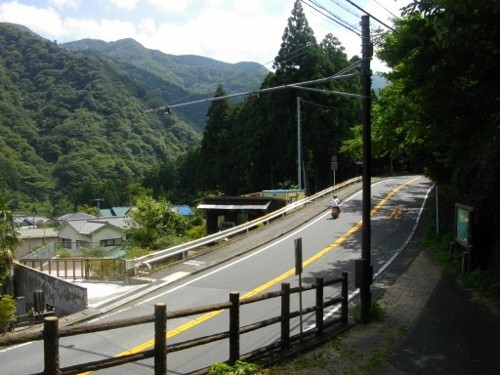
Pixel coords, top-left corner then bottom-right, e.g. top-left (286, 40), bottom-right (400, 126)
top-left (80, 246), bottom-right (107, 257)
top-left (55, 248), bottom-right (71, 258)
top-left (0, 295), bottom-right (16, 333)
top-left (208, 360), bottom-right (261, 374)
top-left (123, 247), bottom-right (150, 259)
top-left (185, 224), bottom-right (206, 240)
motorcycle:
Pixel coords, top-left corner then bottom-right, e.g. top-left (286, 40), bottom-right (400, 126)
top-left (331, 206), bottom-right (340, 219)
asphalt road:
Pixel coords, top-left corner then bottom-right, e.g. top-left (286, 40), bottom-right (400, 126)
top-left (0, 175), bottom-right (434, 374)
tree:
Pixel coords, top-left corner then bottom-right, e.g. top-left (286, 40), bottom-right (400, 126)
top-left (0, 194), bottom-right (19, 291)
top-left (198, 85), bottom-right (234, 192)
top-left (0, 294), bottom-right (16, 333)
top-left (127, 196), bottom-right (186, 250)
top-left (377, 0), bottom-right (500, 271)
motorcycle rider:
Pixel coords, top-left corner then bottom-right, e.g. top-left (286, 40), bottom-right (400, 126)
top-left (331, 195), bottom-right (341, 214)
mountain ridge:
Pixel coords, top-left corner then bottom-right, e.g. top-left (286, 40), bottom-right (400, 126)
top-left (0, 22), bottom-right (266, 209)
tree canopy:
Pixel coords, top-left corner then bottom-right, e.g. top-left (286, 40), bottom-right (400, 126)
top-left (373, 0), bottom-right (500, 271)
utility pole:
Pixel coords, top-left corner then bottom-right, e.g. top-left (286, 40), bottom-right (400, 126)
top-left (359, 15), bottom-right (373, 324)
top-left (297, 96), bottom-right (303, 190)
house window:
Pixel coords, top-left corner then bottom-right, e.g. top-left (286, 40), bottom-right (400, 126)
top-left (100, 238), bottom-right (123, 247)
top-left (61, 238), bottom-right (72, 249)
top-left (76, 240), bottom-right (90, 249)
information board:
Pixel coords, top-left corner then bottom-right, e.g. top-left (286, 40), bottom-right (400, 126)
top-left (455, 204), bottom-right (473, 247)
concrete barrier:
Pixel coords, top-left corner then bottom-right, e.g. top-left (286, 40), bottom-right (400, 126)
top-left (13, 262), bottom-right (87, 316)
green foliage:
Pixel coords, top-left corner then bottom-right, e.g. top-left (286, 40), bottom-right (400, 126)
top-left (0, 295), bottom-right (16, 333)
top-left (208, 361), bottom-right (261, 375)
top-left (185, 225), bottom-right (206, 240)
top-left (462, 269), bottom-right (500, 295)
top-left (87, 259), bottom-right (125, 280)
top-left (0, 195), bottom-right (18, 286)
top-left (123, 246), bottom-right (150, 259)
top-left (80, 246), bottom-right (106, 258)
top-left (351, 301), bottom-right (386, 323)
top-left (55, 248), bottom-right (71, 258)
top-left (0, 23), bottom-right (265, 210)
top-left (375, 0), bottom-right (500, 270)
top-left (127, 196), bottom-right (186, 250)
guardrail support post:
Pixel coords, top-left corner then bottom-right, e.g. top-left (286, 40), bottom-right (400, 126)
top-left (154, 303), bottom-right (167, 375)
top-left (229, 292), bottom-right (240, 365)
top-left (341, 272), bottom-right (348, 324)
top-left (281, 283), bottom-right (290, 348)
top-left (315, 277), bottom-right (324, 335)
top-left (43, 316), bottom-right (61, 375)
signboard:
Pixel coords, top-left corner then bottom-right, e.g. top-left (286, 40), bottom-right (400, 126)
top-left (455, 204), bottom-right (473, 248)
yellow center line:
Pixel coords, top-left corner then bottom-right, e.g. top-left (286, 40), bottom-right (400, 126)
top-left (90, 176), bottom-right (422, 365)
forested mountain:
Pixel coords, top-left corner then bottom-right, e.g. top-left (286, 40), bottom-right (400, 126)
top-left (61, 38), bottom-right (269, 131)
top-left (0, 22), bottom-right (266, 212)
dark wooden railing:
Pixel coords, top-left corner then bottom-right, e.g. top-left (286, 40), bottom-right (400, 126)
top-left (0, 273), bottom-right (348, 375)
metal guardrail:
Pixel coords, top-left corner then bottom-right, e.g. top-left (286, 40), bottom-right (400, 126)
top-left (128, 177), bottom-right (362, 272)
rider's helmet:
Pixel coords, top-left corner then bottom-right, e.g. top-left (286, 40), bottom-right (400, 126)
top-left (333, 195), bottom-right (337, 199)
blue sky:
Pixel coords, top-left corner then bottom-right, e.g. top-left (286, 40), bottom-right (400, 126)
top-left (0, 0), bottom-right (408, 72)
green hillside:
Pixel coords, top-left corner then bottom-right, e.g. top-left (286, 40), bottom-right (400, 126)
top-left (0, 23), bottom-right (266, 212)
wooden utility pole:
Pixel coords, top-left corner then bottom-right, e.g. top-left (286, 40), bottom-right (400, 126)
top-left (360, 15), bottom-right (373, 324)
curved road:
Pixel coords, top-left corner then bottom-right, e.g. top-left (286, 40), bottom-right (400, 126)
top-left (0, 176), bottom-right (433, 374)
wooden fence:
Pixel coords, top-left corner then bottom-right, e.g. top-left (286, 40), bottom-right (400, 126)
top-left (0, 273), bottom-right (348, 375)
top-left (19, 258), bottom-right (127, 281)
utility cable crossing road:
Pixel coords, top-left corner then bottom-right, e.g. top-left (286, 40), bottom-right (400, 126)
top-left (0, 176), bottom-right (433, 374)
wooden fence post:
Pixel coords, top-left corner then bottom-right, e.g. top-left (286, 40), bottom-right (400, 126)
top-left (43, 316), bottom-right (61, 375)
top-left (229, 292), bottom-right (240, 365)
top-left (280, 283), bottom-right (290, 348)
top-left (154, 303), bottom-right (167, 375)
top-left (341, 272), bottom-right (348, 324)
top-left (315, 277), bottom-right (324, 335)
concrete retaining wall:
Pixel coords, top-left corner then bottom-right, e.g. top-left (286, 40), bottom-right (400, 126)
top-left (13, 262), bottom-right (87, 316)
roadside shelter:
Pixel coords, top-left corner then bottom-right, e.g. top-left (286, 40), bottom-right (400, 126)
top-left (197, 196), bottom-right (286, 235)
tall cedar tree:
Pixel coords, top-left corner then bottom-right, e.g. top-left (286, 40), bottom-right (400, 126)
top-left (244, 0), bottom-right (361, 192)
top-left (198, 85), bottom-right (233, 193)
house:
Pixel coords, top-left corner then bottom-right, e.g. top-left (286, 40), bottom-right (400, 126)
top-left (99, 206), bottom-right (132, 218)
top-left (16, 227), bottom-right (59, 259)
top-left (57, 215), bottom-right (129, 257)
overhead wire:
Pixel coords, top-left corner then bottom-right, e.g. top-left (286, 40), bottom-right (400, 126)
top-left (371, 0), bottom-right (398, 19)
top-left (300, 0), bottom-right (361, 36)
top-left (342, 0), bottom-right (396, 32)
top-left (151, 0), bottom-right (373, 111)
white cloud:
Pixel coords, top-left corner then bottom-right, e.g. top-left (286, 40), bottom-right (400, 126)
top-left (49, 0), bottom-right (80, 9)
top-left (0, 0), bottom-right (407, 72)
top-left (109, 0), bottom-right (138, 11)
top-left (64, 17), bottom-right (137, 41)
top-left (0, 1), bottom-right (65, 38)
top-left (146, 0), bottom-right (196, 15)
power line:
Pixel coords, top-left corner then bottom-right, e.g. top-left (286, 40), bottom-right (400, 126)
top-left (342, 0), bottom-right (396, 32)
top-left (301, 0), bottom-right (361, 36)
top-left (145, 62), bottom-right (362, 114)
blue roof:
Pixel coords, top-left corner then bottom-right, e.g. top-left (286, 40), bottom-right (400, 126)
top-left (173, 205), bottom-right (194, 216)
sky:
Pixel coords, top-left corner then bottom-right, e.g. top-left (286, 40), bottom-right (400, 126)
top-left (0, 0), bottom-right (409, 73)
